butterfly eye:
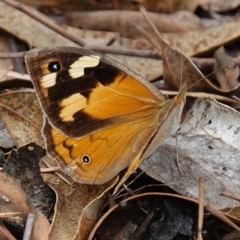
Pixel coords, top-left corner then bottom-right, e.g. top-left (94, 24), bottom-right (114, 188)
top-left (48, 61), bottom-right (61, 72)
top-left (82, 154), bottom-right (91, 164)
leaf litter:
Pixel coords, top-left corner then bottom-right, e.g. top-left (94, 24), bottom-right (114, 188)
top-left (1, 0), bottom-right (240, 239)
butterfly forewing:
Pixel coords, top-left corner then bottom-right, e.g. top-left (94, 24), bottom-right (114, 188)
top-left (25, 47), bottom-right (165, 139)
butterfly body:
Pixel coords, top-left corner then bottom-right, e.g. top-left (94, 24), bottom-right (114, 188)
top-left (25, 47), bottom-right (186, 185)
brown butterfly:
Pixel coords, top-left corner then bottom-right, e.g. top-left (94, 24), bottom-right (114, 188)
top-left (25, 46), bottom-right (186, 190)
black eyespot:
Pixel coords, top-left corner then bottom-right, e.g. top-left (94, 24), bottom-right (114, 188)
top-left (82, 154), bottom-right (91, 164)
top-left (48, 61), bottom-right (61, 72)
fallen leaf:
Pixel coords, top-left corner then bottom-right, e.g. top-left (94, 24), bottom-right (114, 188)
top-left (48, 175), bottom-right (117, 240)
top-left (143, 0), bottom-right (198, 13)
top-left (0, 91), bottom-right (42, 147)
top-left (65, 10), bottom-right (203, 38)
top-left (214, 46), bottom-right (240, 90)
top-left (160, 36), bottom-right (240, 95)
top-left (3, 143), bottom-right (55, 217)
top-left (0, 172), bottom-right (50, 240)
top-left (140, 98), bottom-right (240, 209)
top-left (0, 120), bottom-right (15, 149)
top-left (162, 19), bottom-right (240, 57)
top-left (199, 0), bottom-right (240, 12)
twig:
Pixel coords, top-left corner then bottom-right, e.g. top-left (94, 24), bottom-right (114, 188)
top-left (221, 192), bottom-right (240, 202)
top-left (40, 166), bottom-right (61, 173)
top-left (0, 51), bottom-right (26, 58)
top-left (22, 213), bottom-right (35, 240)
top-left (0, 212), bottom-right (22, 218)
top-left (205, 203), bottom-right (240, 232)
top-left (2, 0), bottom-right (87, 46)
top-left (140, 7), bottom-right (163, 52)
top-left (129, 22), bottom-right (161, 52)
top-left (132, 207), bottom-right (156, 240)
top-left (198, 177), bottom-right (205, 240)
top-left (41, 159), bottom-right (72, 185)
top-left (2, 0), bottom-right (162, 59)
top-left (175, 136), bottom-right (182, 175)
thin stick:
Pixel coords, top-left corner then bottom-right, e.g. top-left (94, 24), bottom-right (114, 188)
top-left (2, 0), bottom-right (87, 46)
top-left (22, 213), bottom-right (35, 240)
top-left (42, 159), bottom-right (72, 185)
top-left (128, 22), bottom-right (161, 52)
top-left (40, 166), bottom-right (60, 173)
top-left (198, 177), bottom-right (205, 240)
top-left (140, 7), bottom-right (163, 52)
top-left (221, 192), bottom-right (240, 202)
top-left (205, 203), bottom-right (240, 232)
top-left (2, 0), bottom-right (162, 59)
top-left (0, 212), bottom-right (22, 218)
top-left (0, 52), bottom-right (26, 58)
top-left (175, 137), bottom-right (182, 175)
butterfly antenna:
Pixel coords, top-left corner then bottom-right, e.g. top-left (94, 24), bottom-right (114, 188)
top-left (188, 65), bottom-right (232, 91)
top-left (140, 6), bottom-right (164, 52)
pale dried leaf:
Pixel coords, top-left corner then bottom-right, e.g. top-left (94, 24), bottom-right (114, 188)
top-left (141, 98), bottom-right (240, 209)
top-left (214, 46), bottom-right (240, 90)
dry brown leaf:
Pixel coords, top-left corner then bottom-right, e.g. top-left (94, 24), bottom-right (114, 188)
top-left (17, 0), bottom-right (141, 11)
top-left (199, 0), bottom-right (240, 12)
top-left (47, 173), bottom-right (117, 240)
top-left (65, 10), bottom-right (203, 38)
top-left (0, 2), bottom-right (159, 80)
top-left (18, 0), bottom-right (198, 12)
top-left (77, 178), bottom-right (118, 240)
top-left (160, 36), bottom-right (240, 95)
top-left (162, 19), bottom-right (240, 57)
top-left (0, 91), bottom-right (42, 147)
top-left (0, 172), bottom-right (50, 240)
top-left (143, 0), bottom-right (198, 13)
top-left (0, 32), bottom-right (14, 71)
top-left (0, 2), bottom-right (78, 47)
top-left (3, 143), bottom-right (55, 217)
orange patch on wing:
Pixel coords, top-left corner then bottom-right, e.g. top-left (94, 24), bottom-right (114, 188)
top-left (83, 74), bottom-right (160, 120)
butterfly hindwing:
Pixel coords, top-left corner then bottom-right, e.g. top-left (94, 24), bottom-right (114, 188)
top-left (43, 114), bottom-right (158, 184)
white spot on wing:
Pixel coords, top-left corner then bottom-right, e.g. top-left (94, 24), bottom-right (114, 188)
top-left (69, 56), bottom-right (100, 78)
top-left (40, 73), bottom-right (57, 88)
top-left (59, 93), bottom-right (87, 122)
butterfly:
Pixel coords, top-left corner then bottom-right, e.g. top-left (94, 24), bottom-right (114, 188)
top-left (25, 46), bottom-right (187, 190)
